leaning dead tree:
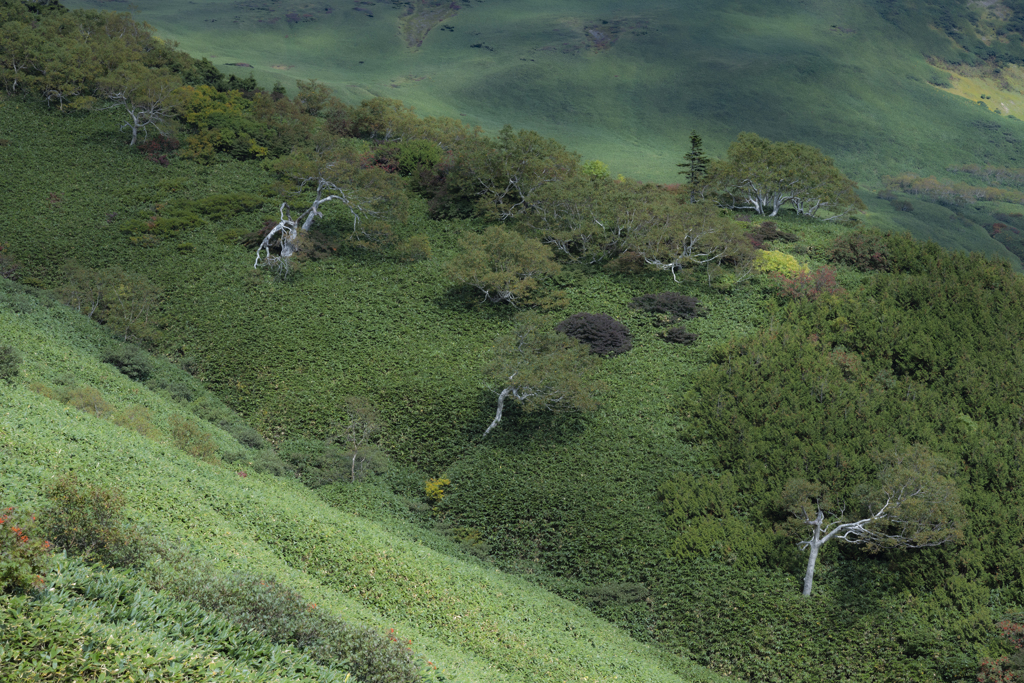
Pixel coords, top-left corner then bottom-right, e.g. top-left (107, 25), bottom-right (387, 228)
top-left (784, 448), bottom-right (963, 597)
top-left (254, 143), bottom-right (409, 274)
top-left (254, 177), bottom-right (373, 271)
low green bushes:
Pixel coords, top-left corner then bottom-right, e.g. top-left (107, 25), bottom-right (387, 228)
top-left (161, 567), bottom-right (421, 683)
top-left (1, 559), bottom-right (354, 683)
top-left (39, 473), bottom-right (152, 569)
top-left (0, 344), bottom-right (20, 382)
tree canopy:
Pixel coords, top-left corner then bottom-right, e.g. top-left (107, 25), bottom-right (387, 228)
top-left (783, 445), bottom-right (963, 596)
top-left (446, 225), bottom-right (560, 305)
top-left (711, 132), bottom-right (864, 219)
top-left (482, 312), bottom-right (602, 436)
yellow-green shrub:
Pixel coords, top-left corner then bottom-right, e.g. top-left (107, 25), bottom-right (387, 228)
top-left (753, 249), bottom-right (806, 277)
top-left (425, 477), bottom-right (450, 504)
top-left (111, 406), bottom-right (161, 440)
top-left (169, 414), bottom-right (217, 461)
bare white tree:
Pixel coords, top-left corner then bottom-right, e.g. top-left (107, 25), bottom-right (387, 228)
top-left (254, 179), bottom-right (372, 271)
top-left (254, 144), bottom-right (408, 274)
top-left (785, 448), bottom-right (963, 597)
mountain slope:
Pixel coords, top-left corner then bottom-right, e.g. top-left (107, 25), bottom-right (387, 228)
top-left (0, 276), bottom-right (724, 683)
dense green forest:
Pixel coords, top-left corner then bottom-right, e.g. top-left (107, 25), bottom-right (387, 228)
top-left (8, 1), bottom-right (1024, 681)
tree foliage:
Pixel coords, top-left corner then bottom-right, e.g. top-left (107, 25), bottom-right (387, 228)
top-left (0, 2), bottom-right (193, 108)
top-left (482, 312), bottom-right (601, 436)
top-left (97, 63), bottom-right (181, 146)
top-left (624, 199), bottom-right (751, 283)
top-left (58, 263), bottom-right (161, 342)
top-left (711, 132), bottom-right (864, 219)
top-left (782, 445), bottom-right (963, 596)
top-left (446, 225), bottom-right (560, 305)
top-left (255, 140), bottom-right (408, 272)
top-left (331, 396), bottom-right (388, 483)
top-left (678, 130), bottom-right (710, 202)
top-left (462, 125), bottom-right (581, 220)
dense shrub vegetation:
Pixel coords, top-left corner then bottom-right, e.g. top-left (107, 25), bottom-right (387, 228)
top-left (629, 292), bottom-right (706, 322)
top-left (554, 312), bottom-right (633, 356)
top-left (162, 568), bottom-right (421, 683)
top-left (9, 2), bottom-right (1024, 681)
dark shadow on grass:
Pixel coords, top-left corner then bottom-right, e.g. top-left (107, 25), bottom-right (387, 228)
top-left (435, 284), bottom-right (520, 323)
top-left (470, 388), bottom-right (593, 447)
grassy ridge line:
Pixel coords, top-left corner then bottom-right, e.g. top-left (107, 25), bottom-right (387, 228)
top-left (0, 295), bottom-right (725, 683)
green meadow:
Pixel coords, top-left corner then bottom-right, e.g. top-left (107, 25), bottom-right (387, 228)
top-left (58, 0), bottom-right (1018, 179)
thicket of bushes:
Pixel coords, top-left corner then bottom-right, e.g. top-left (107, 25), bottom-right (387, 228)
top-left (6, 3), bottom-right (1024, 680)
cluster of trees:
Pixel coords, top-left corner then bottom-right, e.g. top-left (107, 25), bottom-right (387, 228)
top-left (685, 131), bottom-right (865, 220)
top-left (0, 0), bottom-right (285, 158)
top-left (1, 0), bottom-right (865, 293)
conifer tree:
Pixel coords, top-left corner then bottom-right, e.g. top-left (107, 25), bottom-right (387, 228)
top-left (678, 131), bottom-right (710, 202)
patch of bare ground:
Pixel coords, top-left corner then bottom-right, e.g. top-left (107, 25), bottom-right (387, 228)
top-left (539, 17), bottom-right (650, 55)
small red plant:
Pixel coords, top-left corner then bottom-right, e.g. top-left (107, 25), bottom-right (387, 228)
top-left (978, 621), bottom-right (1024, 682)
top-left (979, 655), bottom-right (1017, 682)
top-left (0, 506), bottom-right (52, 594)
top-left (136, 136), bottom-right (179, 166)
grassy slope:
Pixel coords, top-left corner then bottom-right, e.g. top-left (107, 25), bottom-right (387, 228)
top-left (0, 277), bottom-right (724, 683)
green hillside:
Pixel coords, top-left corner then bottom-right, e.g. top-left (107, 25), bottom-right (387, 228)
top-left (9, 2), bottom-right (1024, 681)
top-left (58, 0), bottom-right (1024, 259)
top-left (0, 276), bottom-right (721, 682)
top-left (58, 0), bottom-right (1009, 181)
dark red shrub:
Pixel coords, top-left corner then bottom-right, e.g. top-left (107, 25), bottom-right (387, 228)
top-left (772, 266), bottom-right (844, 302)
top-left (827, 232), bottom-right (891, 271)
top-left (555, 313), bottom-right (632, 356)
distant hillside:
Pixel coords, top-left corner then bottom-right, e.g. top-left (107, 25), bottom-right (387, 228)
top-left (59, 0), bottom-right (1024, 266)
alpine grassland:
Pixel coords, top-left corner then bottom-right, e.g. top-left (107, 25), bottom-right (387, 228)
top-left (0, 270), bottom-right (722, 682)
top-left (9, 1), bottom-right (1024, 681)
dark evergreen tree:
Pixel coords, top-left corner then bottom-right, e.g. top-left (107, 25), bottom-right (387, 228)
top-left (677, 130), bottom-right (710, 202)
